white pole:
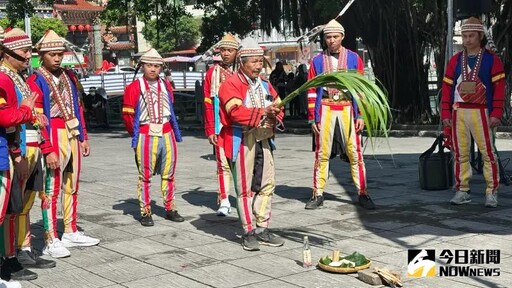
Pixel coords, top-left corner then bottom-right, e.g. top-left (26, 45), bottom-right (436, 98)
top-left (445, 0), bottom-right (454, 68)
top-left (24, 6), bottom-right (32, 71)
top-left (24, 15), bottom-right (31, 39)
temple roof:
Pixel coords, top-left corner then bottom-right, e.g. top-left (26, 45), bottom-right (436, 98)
top-left (53, 0), bottom-right (104, 11)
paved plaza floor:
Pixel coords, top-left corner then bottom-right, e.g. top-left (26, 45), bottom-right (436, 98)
top-left (19, 130), bottom-right (512, 288)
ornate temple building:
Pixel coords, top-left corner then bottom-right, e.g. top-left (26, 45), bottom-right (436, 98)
top-left (0, 0), bottom-right (137, 69)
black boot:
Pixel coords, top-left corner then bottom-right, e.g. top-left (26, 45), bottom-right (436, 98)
top-left (358, 194), bottom-right (376, 210)
top-left (305, 195), bottom-right (324, 209)
top-left (140, 214), bottom-right (154, 226)
top-left (166, 210), bottom-right (184, 222)
top-left (17, 249), bottom-right (56, 269)
top-left (1, 257), bottom-right (38, 281)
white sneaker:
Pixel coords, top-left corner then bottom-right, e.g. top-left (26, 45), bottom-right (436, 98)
top-left (42, 238), bottom-right (70, 258)
top-left (61, 232), bottom-right (100, 247)
top-left (216, 199), bottom-right (232, 216)
top-left (485, 193), bottom-right (498, 208)
top-left (450, 191), bottom-right (471, 205)
top-left (0, 278), bottom-right (22, 288)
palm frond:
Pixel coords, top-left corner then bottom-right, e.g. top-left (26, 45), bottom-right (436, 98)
top-left (279, 71), bottom-right (391, 148)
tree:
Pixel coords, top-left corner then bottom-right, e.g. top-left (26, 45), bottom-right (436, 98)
top-left (0, 17), bottom-right (68, 44)
top-left (196, 0), bottom-right (260, 52)
top-left (4, 0), bottom-right (55, 26)
top-left (199, 0), bottom-right (512, 124)
top-left (102, 0), bottom-right (200, 52)
top-left (142, 15), bottom-right (201, 52)
top-left (489, 0), bottom-right (512, 123)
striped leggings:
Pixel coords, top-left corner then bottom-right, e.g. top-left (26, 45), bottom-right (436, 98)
top-left (43, 121), bottom-right (82, 240)
top-left (215, 144), bottom-right (232, 202)
top-left (313, 102), bottom-right (366, 195)
top-left (1, 145), bottom-right (42, 256)
top-left (230, 133), bottom-right (274, 233)
top-left (135, 124), bottom-right (178, 216)
top-left (16, 145), bottom-right (42, 250)
top-left (0, 163), bottom-right (12, 256)
top-left (452, 105), bottom-right (499, 194)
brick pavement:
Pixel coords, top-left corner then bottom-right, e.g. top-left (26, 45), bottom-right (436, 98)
top-left (18, 130), bottom-right (512, 288)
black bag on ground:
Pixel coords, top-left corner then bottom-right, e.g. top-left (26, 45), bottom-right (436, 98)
top-left (419, 134), bottom-right (454, 190)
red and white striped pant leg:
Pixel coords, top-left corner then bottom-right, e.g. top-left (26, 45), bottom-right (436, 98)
top-left (16, 145), bottom-right (41, 249)
top-left (62, 136), bottom-right (81, 234)
top-left (252, 139), bottom-right (275, 229)
top-left (232, 135), bottom-right (256, 233)
top-left (43, 126), bottom-right (73, 240)
top-left (468, 108), bottom-right (499, 194)
top-left (313, 104), bottom-right (336, 196)
top-left (0, 163), bottom-right (12, 225)
top-left (136, 133), bottom-right (158, 215)
top-left (0, 164), bottom-right (13, 257)
top-left (215, 144), bottom-right (232, 202)
top-left (452, 108), bottom-right (474, 192)
top-left (160, 132), bottom-right (178, 211)
top-left (340, 106), bottom-right (367, 194)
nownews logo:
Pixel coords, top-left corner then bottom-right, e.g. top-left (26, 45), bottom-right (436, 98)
top-left (407, 249), bottom-right (501, 278)
top-left (407, 249), bottom-right (436, 277)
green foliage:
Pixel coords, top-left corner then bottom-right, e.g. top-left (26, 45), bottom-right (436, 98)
top-left (282, 71), bottom-right (391, 144)
top-left (100, 6), bottom-right (129, 28)
top-left (102, 0), bottom-right (199, 52)
top-left (142, 15), bottom-right (201, 52)
top-left (319, 252), bottom-right (370, 267)
top-left (195, 0), bottom-right (260, 52)
top-left (4, 0), bottom-right (54, 25)
top-left (0, 18), bottom-right (68, 44)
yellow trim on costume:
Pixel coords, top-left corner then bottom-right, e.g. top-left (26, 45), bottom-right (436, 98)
top-left (0, 98), bottom-right (6, 105)
top-left (258, 193), bottom-right (270, 220)
top-left (204, 98), bottom-right (212, 104)
top-left (319, 107), bottom-right (332, 183)
top-left (308, 103), bottom-right (315, 109)
top-left (492, 73), bottom-right (505, 83)
top-left (161, 133), bottom-right (172, 197)
top-left (225, 98), bottom-right (242, 112)
top-left (35, 108), bottom-right (44, 113)
top-left (122, 107), bottom-right (134, 114)
top-left (443, 77), bottom-right (453, 85)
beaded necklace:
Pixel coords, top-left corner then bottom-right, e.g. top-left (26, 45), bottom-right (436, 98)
top-left (38, 67), bottom-right (76, 121)
top-left (142, 78), bottom-right (163, 124)
top-left (238, 72), bottom-right (265, 108)
top-left (323, 47), bottom-right (347, 97)
top-left (0, 65), bottom-right (32, 100)
top-left (0, 64), bottom-right (38, 129)
top-left (461, 48), bottom-right (483, 82)
top-left (212, 64), bottom-right (234, 96)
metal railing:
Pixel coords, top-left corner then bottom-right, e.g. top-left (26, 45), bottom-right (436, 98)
top-left (79, 71), bottom-right (205, 95)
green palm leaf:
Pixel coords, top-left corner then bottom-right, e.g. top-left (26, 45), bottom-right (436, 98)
top-left (279, 70), bottom-right (391, 148)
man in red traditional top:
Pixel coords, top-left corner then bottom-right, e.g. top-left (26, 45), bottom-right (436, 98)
top-left (441, 17), bottom-right (505, 207)
top-left (203, 34), bottom-right (239, 216)
top-left (122, 48), bottom-right (184, 226)
top-left (0, 26), bottom-right (40, 288)
top-left (28, 30), bottom-right (99, 259)
top-left (0, 28), bottom-right (56, 283)
top-left (217, 37), bottom-right (284, 251)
